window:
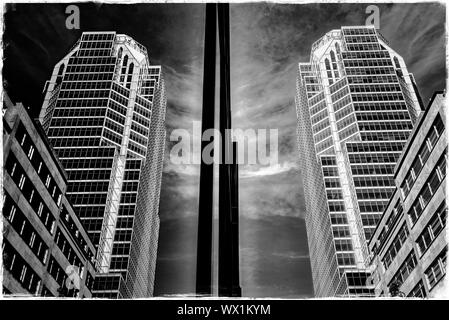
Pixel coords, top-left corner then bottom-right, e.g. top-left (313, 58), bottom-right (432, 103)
top-left (425, 247), bottom-right (447, 290)
top-left (409, 150), bottom-right (447, 225)
top-left (407, 281), bottom-right (426, 298)
top-left (400, 115), bottom-right (445, 198)
top-left (382, 223), bottom-right (409, 269)
top-left (388, 251), bottom-right (417, 287)
top-left (416, 202), bottom-right (447, 256)
top-left (393, 56), bottom-right (400, 69)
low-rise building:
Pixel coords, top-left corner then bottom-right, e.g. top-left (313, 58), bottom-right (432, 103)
top-left (2, 95), bottom-right (97, 297)
top-left (368, 92), bottom-right (447, 297)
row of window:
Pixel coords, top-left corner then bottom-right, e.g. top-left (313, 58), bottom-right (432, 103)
top-left (345, 43), bottom-right (381, 51)
top-left (343, 28), bottom-right (376, 36)
top-left (360, 213), bottom-right (381, 227)
top-left (82, 218), bottom-right (104, 232)
top-left (53, 107), bottom-right (107, 119)
top-left (325, 177), bottom-right (341, 188)
top-left (339, 123), bottom-right (359, 141)
top-left (356, 111), bottom-right (411, 122)
top-left (382, 223), bottom-right (409, 269)
top-left (49, 127), bottom-right (103, 139)
top-left (356, 187), bottom-right (395, 200)
top-left (401, 114), bottom-right (445, 198)
top-left (68, 193), bottom-right (108, 206)
top-left (347, 141), bottom-right (405, 154)
top-left (59, 89), bottom-right (111, 99)
top-left (344, 59), bottom-right (393, 68)
top-left (309, 92), bottom-right (324, 106)
top-left (350, 84), bottom-right (401, 94)
top-left (347, 75), bottom-right (397, 85)
top-left (310, 100), bottom-right (327, 116)
top-left (351, 92), bottom-right (404, 102)
top-left (60, 205), bottom-right (96, 261)
top-left (345, 66), bottom-right (395, 76)
top-left (344, 35), bottom-right (378, 43)
top-left (407, 280), bottom-right (426, 298)
top-left (328, 201), bottom-right (345, 212)
top-left (64, 72), bottom-right (113, 82)
top-left (388, 251), bottom-right (417, 288)
top-left (409, 150), bottom-right (447, 225)
top-left (2, 240), bottom-right (42, 295)
top-left (50, 117), bottom-right (105, 128)
top-left (68, 56), bottom-right (116, 66)
top-left (58, 146), bottom-right (116, 159)
top-left (335, 239), bottom-right (353, 252)
top-left (50, 137), bottom-right (101, 148)
top-left (65, 64), bottom-right (115, 74)
top-left (358, 121), bottom-right (413, 132)
top-left (342, 51), bottom-right (389, 60)
top-left (55, 97), bottom-right (109, 109)
top-left (316, 137), bottom-right (333, 154)
top-left (349, 152), bottom-right (399, 165)
top-left (311, 108), bottom-right (329, 125)
top-left (333, 226), bottom-right (351, 238)
top-left (103, 127), bottom-right (123, 146)
top-left (129, 130), bottom-right (148, 147)
top-left (61, 80), bottom-right (112, 91)
top-left (76, 49), bottom-right (112, 57)
top-left (416, 202), bottom-right (447, 257)
top-left (314, 127), bottom-right (331, 144)
top-left (15, 123), bottom-right (63, 205)
top-left (68, 169), bottom-right (112, 181)
top-left (360, 131), bottom-right (410, 142)
top-left (329, 78), bottom-right (347, 94)
top-left (3, 192), bottom-right (49, 264)
top-left (312, 118), bottom-right (330, 135)
top-left (55, 228), bottom-right (83, 271)
top-left (358, 200), bottom-right (389, 213)
top-left (353, 101), bottom-right (408, 113)
top-left (337, 253), bottom-right (356, 266)
top-left (425, 247), bottom-right (447, 291)
top-left (4, 159), bottom-right (56, 234)
top-left (62, 157), bottom-right (114, 169)
top-left (81, 33), bottom-right (115, 41)
top-left (79, 40), bottom-right (113, 49)
top-left (331, 86), bottom-right (350, 103)
top-left (335, 104), bottom-right (354, 122)
top-left (353, 176), bottom-right (395, 188)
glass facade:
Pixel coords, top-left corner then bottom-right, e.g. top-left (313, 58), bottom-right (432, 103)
top-left (295, 26), bottom-right (422, 297)
top-left (39, 32), bottom-right (166, 298)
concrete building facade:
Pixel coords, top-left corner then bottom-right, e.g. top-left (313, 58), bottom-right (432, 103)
top-left (368, 92), bottom-right (447, 297)
top-left (3, 95), bottom-right (97, 297)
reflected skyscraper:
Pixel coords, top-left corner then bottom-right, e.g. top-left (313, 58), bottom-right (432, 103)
top-left (295, 26), bottom-right (423, 296)
top-left (39, 31), bottom-right (166, 298)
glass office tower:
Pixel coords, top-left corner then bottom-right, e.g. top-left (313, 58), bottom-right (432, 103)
top-left (39, 31), bottom-right (166, 297)
top-left (295, 26), bottom-right (423, 297)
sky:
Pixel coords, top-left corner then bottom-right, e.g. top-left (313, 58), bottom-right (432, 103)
top-left (3, 2), bottom-right (446, 298)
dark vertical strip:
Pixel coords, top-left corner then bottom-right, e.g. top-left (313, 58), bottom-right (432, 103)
top-left (231, 141), bottom-right (242, 297)
top-left (218, 3), bottom-right (241, 297)
top-left (196, 3), bottom-right (217, 295)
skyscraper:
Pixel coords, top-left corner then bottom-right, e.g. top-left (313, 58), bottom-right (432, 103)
top-left (295, 26), bottom-right (423, 297)
top-left (38, 31), bottom-right (166, 298)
